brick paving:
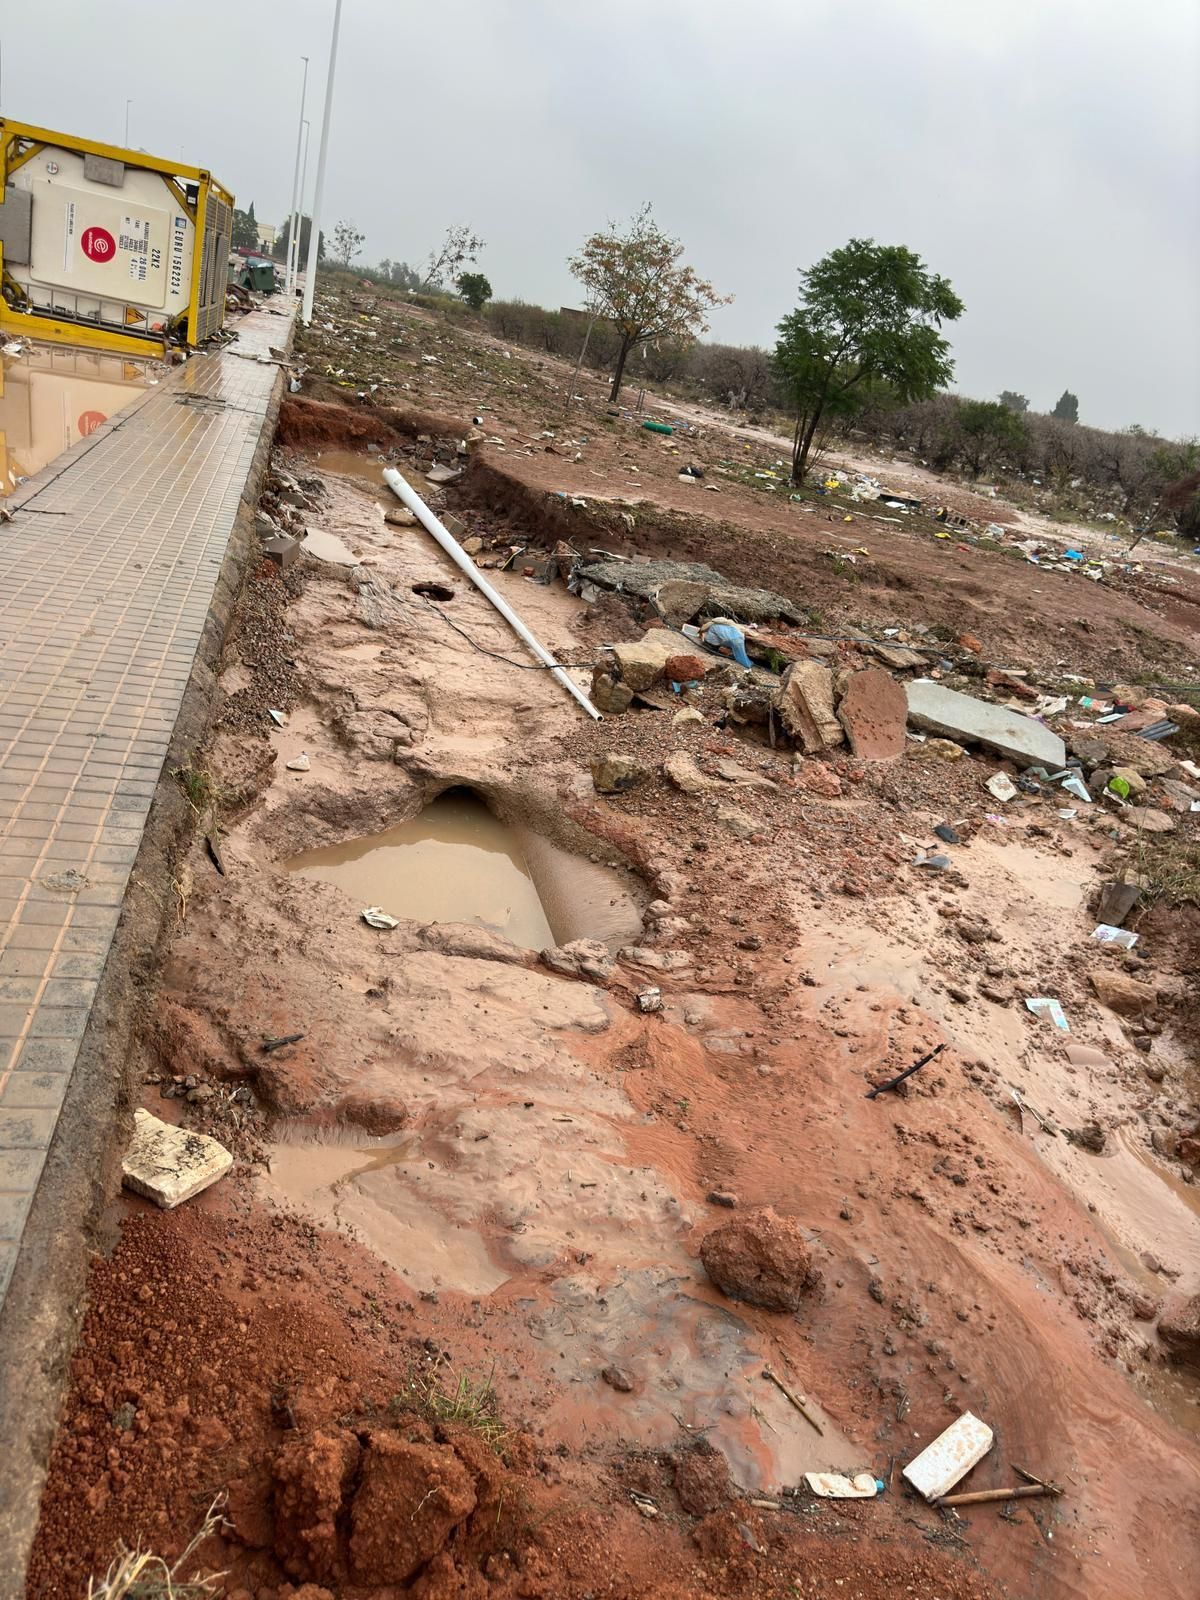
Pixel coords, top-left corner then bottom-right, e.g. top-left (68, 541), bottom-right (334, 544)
top-left (0, 307), bottom-right (288, 1306)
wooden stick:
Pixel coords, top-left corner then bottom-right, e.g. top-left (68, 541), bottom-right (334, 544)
top-left (866, 1042), bottom-right (946, 1100)
top-left (1013, 1465), bottom-right (1057, 1491)
top-left (939, 1484), bottom-right (1061, 1507)
top-left (762, 1366), bottom-right (824, 1436)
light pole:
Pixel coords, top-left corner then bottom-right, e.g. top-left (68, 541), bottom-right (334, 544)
top-left (285, 55), bottom-right (309, 294)
top-left (292, 120), bottom-right (311, 295)
top-left (124, 99), bottom-right (132, 147)
top-left (300, 0), bottom-right (343, 326)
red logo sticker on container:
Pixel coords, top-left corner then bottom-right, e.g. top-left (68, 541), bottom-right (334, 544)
top-left (80, 226), bottom-right (116, 263)
top-left (77, 410), bottom-right (107, 437)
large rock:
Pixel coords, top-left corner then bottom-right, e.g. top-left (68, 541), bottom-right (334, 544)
top-left (655, 579), bottom-right (711, 626)
top-left (418, 922), bottom-right (534, 966)
top-left (1158, 1293), bottom-right (1200, 1368)
top-left (592, 753), bottom-right (648, 793)
top-left (837, 668), bottom-right (907, 759)
top-left (699, 1207), bottom-right (815, 1311)
top-left (775, 661), bottom-right (844, 753)
top-left (349, 1435), bottom-right (476, 1585)
top-left (612, 631), bottom-right (689, 692)
top-left (541, 938), bottom-right (615, 984)
top-left (1089, 968), bottom-right (1159, 1016)
top-left (663, 752), bottom-right (717, 794)
top-left (905, 679), bottom-right (1065, 768)
top-left (590, 670), bottom-right (634, 715)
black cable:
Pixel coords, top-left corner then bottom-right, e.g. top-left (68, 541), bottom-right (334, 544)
top-left (411, 593), bottom-right (595, 670)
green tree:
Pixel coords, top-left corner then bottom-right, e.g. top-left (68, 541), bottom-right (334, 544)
top-left (569, 204), bottom-right (731, 402)
top-left (331, 219), bottom-right (365, 269)
top-left (958, 399), bottom-right (1029, 476)
top-left (457, 271), bottom-right (493, 311)
top-left (773, 238), bottom-right (963, 485)
top-left (422, 224), bottom-right (484, 290)
top-left (1052, 389), bottom-right (1080, 422)
top-left (273, 215), bottom-right (324, 264)
top-left (999, 390), bottom-right (1028, 412)
top-left (231, 202), bottom-right (258, 250)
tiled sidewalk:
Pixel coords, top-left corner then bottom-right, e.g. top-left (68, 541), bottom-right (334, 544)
top-left (0, 308), bottom-right (288, 1305)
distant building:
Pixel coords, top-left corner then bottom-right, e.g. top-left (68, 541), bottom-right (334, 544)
top-left (257, 223), bottom-right (277, 252)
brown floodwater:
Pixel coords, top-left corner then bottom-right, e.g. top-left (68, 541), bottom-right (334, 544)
top-left (315, 448), bottom-right (387, 482)
top-left (284, 790), bottom-right (556, 949)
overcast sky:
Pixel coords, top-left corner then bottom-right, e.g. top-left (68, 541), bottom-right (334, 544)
top-left (11, 0), bottom-right (1199, 436)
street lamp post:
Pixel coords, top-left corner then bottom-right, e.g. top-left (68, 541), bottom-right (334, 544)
top-left (285, 56), bottom-right (309, 294)
top-left (300, 0), bottom-right (343, 326)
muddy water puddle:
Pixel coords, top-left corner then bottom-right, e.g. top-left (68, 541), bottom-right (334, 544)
top-left (315, 448), bottom-right (388, 486)
top-left (262, 1132), bottom-right (508, 1295)
top-left (285, 790), bottom-right (556, 948)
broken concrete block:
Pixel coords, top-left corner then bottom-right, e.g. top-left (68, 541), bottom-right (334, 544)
top-left (262, 535), bottom-right (302, 569)
top-left (122, 1108), bottom-right (232, 1209)
top-left (775, 661), bottom-right (844, 753)
top-left (905, 679), bottom-right (1065, 768)
top-left (837, 668), bottom-right (907, 760)
top-left (903, 1412), bottom-right (993, 1501)
top-left (611, 631), bottom-right (687, 692)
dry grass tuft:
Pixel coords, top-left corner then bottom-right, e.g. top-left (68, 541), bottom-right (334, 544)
top-left (87, 1497), bottom-right (228, 1600)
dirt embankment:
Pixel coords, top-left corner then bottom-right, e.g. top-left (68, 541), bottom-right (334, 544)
top-left (27, 293), bottom-right (1200, 1600)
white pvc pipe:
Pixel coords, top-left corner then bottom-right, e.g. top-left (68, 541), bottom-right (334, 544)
top-left (383, 467), bottom-right (601, 720)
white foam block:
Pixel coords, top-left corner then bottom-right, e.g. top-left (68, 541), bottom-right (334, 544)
top-left (122, 1109), bottom-right (233, 1209)
top-left (902, 1412), bottom-right (994, 1500)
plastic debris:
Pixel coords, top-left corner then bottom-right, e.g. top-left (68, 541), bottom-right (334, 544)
top-left (285, 752), bottom-right (311, 772)
top-left (361, 907), bottom-right (400, 930)
top-left (903, 1412), bottom-right (994, 1501)
top-left (804, 1472), bottom-right (881, 1499)
top-left (1093, 924), bottom-right (1139, 949)
top-left (1025, 996), bottom-right (1069, 1032)
top-left (933, 822), bottom-right (961, 844)
top-left (913, 850), bottom-right (952, 870)
top-left (1060, 774), bottom-right (1092, 802)
top-left (986, 772), bottom-right (1018, 802)
top-left (268, 708), bottom-right (286, 726)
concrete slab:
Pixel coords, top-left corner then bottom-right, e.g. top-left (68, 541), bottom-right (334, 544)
top-left (122, 1108), bottom-right (232, 1208)
top-left (906, 679), bottom-right (1066, 768)
top-left (903, 1411), bottom-right (994, 1500)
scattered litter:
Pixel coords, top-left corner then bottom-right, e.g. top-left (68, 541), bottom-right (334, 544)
top-left (636, 986), bottom-right (662, 1013)
top-left (1107, 775), bottom-right (1132, 801)
top-left (1057, 808), bottom-right (1077, 820)
top-left (1138, 720), bottom-right (1179, 742)
top-left (628, 1490), bottom-right (660, 1518)
top-left (1093, 924), bottom-right (1139, 949)
top-left (122, 1109), bottom-right (232, 1210)
top-left (986, 773), bottom-right (1018, 802)
top-left (866, 1042), bottom-right (946, 1099)
top-left (933, 822), bottom-right (961, 844)
top-left (361, 906), bottom-right (400, 930)
top-left (762, 1364), bottom-right (823, 1434)
top-left (913, 851), bottom-right (952, 870)
top-left (1011, 1088), bottom-right (1058, 1136)
top-left (1060, 774), bottom-right (1092, 803)
top-left (285, 752), bottom-right (311, 772)
top-left (261, 1033), bottom-right (305, 1053)
top-left (268, 708), bottom-right (286, 726)
top-left (804, 1472), bottom-right (881, 1499)
top-left (902, 1412), bottom-right (994, 1501)
top-left (1025, 996), bottom-right (1069, 1032)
